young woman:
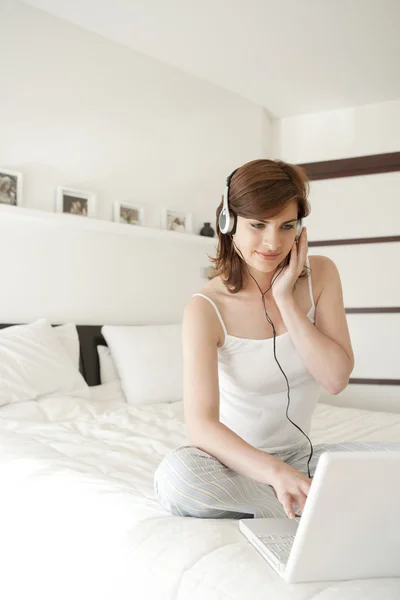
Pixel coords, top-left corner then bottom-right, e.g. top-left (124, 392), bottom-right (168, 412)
top-left (154, 158), bottom-right (399, 520)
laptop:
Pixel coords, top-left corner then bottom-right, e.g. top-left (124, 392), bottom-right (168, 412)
top-left (239, 451), bottom-right (400, 583)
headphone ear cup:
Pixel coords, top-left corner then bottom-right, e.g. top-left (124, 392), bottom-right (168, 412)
top-left (219, 169), bottom-right (239, 235)
top-left (219, 207), bottom-right (237, 235)
top-left (218, 207), bottom-right (229, 234)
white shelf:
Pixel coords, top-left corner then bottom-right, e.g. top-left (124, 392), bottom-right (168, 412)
top-left (0, 204), bottom-right (218, 246)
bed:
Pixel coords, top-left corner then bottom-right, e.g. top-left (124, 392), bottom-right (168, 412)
top-left (0, 321), bottom-right (400, 600)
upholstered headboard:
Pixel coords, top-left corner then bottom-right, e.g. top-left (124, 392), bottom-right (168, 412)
top-left (0, 324), bottom-right (107, 387)
top-left (74, 325), bottom-right (107, 386)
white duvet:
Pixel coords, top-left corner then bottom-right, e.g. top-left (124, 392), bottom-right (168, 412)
top-left (0, 382), bottom-right (399, 600)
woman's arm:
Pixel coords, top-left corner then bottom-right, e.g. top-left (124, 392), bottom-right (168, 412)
top-left (278, 255), bottom-right (354, 394)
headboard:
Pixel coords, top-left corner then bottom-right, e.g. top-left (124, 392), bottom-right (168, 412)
top-left (75, 326), bottom-right (108, 386)
top-left (0, 324), bottom-right (107, 387)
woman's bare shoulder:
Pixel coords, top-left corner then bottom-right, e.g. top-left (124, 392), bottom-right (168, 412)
top-left (197, 274), bottom-right (226, 299)
top-left (308, 255), bottom-right (339, 277)
top-left (308, 255), bottom-right (340, 301)
top-left (183, 276), bottom-right (226, 344)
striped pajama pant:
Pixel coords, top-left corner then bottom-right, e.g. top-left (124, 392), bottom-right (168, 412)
top-left (154, 441), bottom-right (400, 519)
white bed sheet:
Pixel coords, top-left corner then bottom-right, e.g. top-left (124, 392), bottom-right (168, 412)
top-left (0, 386), bottom-right (399, 600)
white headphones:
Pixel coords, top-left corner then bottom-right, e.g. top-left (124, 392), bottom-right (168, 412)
top-left (218, 169), bottom-right (238, 235)
top-left (218, 168), bottom-right (303, 239)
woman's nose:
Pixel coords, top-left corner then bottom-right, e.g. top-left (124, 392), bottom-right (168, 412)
top-left (262, 228), bottom-right (281, 250)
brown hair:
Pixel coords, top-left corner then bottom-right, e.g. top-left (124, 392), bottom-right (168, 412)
top-left (211, 158), bottom-right (311, 293)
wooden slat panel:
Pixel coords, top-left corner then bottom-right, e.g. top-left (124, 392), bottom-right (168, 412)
top-left (346, 308), bottom-right (400, 314)
top-left (349, 378), bottom-right (400, 385)
top-left (309, 236), bottom-right (400, 247)
top-left (299, 151), bottom-right (400, 180)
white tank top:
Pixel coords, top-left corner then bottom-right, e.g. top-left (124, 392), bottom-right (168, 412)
top-left (193, 257), bottom-right (321, 453)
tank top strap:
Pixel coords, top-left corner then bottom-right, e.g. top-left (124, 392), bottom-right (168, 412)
top-left (192, 293), bottom-right (228, 337)
top-left (306, 256), bottom-right (315, 311)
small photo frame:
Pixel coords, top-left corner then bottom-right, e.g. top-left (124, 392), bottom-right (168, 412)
top-left (56, 186), bottom-right (96, 217)
top-left (0, 169), bottom-right (23, 206)
top-left (162, 208), bottom-right (192, 234)
top-left (114, 202), bottom-right (144, 226)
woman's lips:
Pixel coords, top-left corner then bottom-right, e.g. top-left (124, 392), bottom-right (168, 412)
top-left (256, 251), bottom-right (280, 261)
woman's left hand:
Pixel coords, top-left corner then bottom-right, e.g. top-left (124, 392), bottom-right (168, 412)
top-left (271, 227), bottom-right (308, 305)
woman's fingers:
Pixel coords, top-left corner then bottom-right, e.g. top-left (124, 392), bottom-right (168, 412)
top-left (297, 227), bottom-right (308, 273)
top-left (300, 480), bottom-right (312, 496)
top-left (289, 239), bottom-right (297, 266)
top-left (280, 492), bottom-right (296, 519)
top-left (278, 488), bottom-right (309, 518)
top-left (292, 491), bottom-right (308, 515)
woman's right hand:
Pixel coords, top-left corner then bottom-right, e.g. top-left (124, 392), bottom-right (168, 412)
top-left (268, 459), bottom-right (312, 519)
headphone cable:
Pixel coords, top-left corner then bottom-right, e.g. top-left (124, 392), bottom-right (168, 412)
top-left (232, 239), bottom-right (314, 479)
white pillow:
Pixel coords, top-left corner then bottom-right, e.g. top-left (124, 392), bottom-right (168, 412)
top-left (89, 380), bottom-right (126, 403)
top-left (97, 345), bottom-right (119, 383)
top-left (0, 318), bottom-right (89, 407)
top-left (55, 323), bottom-right (80, 370)
top-left (101, 324), bottom-right (182, 405)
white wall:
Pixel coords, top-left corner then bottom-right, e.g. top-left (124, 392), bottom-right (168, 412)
top-left (0, 205), bottom-right (218, 325)
top-left (0, 0), bottom-right (271, 325)
top-left (271, 99), bottom-right (400, 163)
top-left (272, 101), bottom-right (400, 412)
top-left (0, 0), bottom-right (270, 231)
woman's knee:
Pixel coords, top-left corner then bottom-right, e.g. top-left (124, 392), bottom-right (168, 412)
top-left (156, 445), bottom-right (214, 482)
top-left (153, 445), bottom-right (218, 517)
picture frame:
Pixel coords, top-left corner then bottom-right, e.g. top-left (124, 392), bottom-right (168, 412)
top-left (0, 169), bottom-right (23, 206)
top-left (56, 186), bottom-right (96, 218)
top-left (114, 201), bottom-right (144, 226)
top-left (161, 208), bottom-right (192, 234)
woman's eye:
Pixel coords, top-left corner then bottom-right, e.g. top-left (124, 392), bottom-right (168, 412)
top-left (251, 223), bottom-right (295, 230)
top-left (250, 223), bottom-right (264, 229)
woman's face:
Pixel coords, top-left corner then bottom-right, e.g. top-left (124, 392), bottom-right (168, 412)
top-left (233, 201), bottom-right (299, 273)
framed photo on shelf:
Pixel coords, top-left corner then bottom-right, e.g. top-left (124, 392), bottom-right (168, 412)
top-left (56, 186), bottom-right (96, 217)
top-left (114, 202), bottom-right (144, 226)
top-left (0, 169), bottom-right (23, 206)
top-left (161, 208), bottom-right (192, 234)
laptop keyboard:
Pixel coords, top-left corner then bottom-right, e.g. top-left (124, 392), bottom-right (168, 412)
top-left (257, 533), bottom-right (296, 561)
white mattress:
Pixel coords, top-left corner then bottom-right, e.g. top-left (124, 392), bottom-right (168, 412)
top-left (0, 384), bottom-right (399, 600)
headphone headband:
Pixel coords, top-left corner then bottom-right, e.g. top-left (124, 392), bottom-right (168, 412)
top-left (219, 166), bottom-right (303, 238)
